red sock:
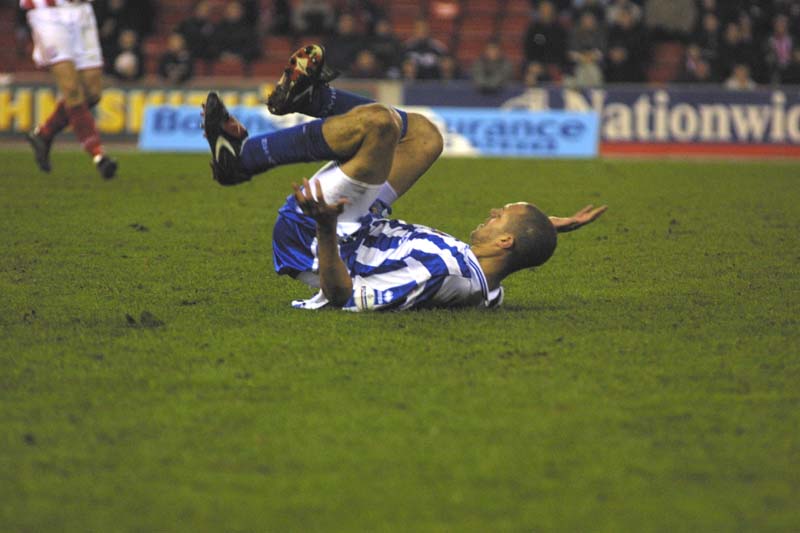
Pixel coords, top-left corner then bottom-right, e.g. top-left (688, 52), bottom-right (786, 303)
top-left (67, 103), bottom-right (104, 158)
top-left (38, 99), bottom-right (70, 141)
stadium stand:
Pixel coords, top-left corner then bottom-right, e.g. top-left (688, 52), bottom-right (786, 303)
top-left (3, 0), bottom-right (799, 85)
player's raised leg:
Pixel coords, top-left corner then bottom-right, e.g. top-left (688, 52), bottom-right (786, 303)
top-left (266, 44), bottom-right (442, 201)
top-left (203, 91), bottom-right (401, 186)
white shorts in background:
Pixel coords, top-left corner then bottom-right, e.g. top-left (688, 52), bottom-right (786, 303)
top-left (27, 3), bottom-right (103, 70)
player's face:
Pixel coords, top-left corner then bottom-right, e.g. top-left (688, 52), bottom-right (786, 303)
top-left (470, 202), bottom-right (530, 244)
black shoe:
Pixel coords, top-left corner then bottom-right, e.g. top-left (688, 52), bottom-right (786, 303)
top-left (94, 155), bottom-right (118, 179)
top-left (202, 91), bottom-right (252, 186)
top-left (25, 129), bottom-right (52, 172)
top-left (266, 44), bottom-right (340, 116)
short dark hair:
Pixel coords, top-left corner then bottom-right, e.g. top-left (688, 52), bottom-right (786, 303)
top-left (506, 204), bottom-right (557, 271)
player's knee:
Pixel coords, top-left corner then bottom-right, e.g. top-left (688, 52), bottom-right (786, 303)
top-left (62, 84), bottom-right (84, 106)
top-left (360, 104), bottom-right (401, 144)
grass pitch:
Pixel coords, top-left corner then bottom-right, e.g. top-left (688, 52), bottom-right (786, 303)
top-left (1, 149), bottom-right (799, 532)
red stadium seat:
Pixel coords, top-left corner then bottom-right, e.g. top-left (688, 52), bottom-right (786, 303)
top-left (459, 18), bottom-right (496, 42)
top-left (251, 59), bottom-right (289, 78)
top-left (506, 0), bottom-right (533, 16)
top-left (213, 56), bottom-right (245, 77)
top-left (463, 0), bottom-right (500, 17)
top-left (262, 36), bottom-right (294, 60)
top-left (499, 14), bottom-right (530, 35)
top-left (455, 39), bottom-right (490, 65)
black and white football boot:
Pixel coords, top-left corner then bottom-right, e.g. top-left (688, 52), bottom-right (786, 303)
top-left (202, 91), bottom-right (252, 186)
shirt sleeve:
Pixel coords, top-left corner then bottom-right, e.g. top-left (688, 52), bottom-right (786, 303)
top-left (344, 273), bottom-right (447, 312)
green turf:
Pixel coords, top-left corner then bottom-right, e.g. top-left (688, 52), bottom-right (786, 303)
top-left (1, 149), bottom-right (799, 532)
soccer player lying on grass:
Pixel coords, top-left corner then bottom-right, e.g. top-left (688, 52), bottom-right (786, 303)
top-left (202, 45), bottom-right (607, 311)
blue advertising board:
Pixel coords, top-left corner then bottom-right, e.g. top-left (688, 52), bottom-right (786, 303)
top-left (404, 82), bottom-right (800, 145)
top-left (138, 106), bottom-right (315, 151)
top-left (139, 105), bottom-right (599, 158)
top-left (427, 108), bottom-right (598, 157)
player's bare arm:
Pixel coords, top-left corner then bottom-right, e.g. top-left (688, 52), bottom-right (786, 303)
top-left (549, 204), bottom-right (608, 233)
top-left (292, 178), bottom-right (353, 307)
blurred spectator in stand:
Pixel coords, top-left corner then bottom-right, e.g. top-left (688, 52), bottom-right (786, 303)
top-left (215, 0), bottom-right (261, 70)
top-left (738, 13), bottom-right (766, 82)
top-left (787, 1), bottom-right (800, 31)
top-left (341, 0), bottom-right (386, 36)
top-left (95, 0), bottom-right (156, 49)
top-left (292, 0), bottom-right (336, 35)
top-left (401, 58), bottom-right (418, 81)
top-left (707, 0), bottom-right (741, 27)
top-left (323, 13), bottom-right (365, 75)
top-left (107, 29), bottom-right (144, 81)
top-left (567, 11), bottom-right (606, 87)
top-left (644, 0), bottom-right (697, 42)
top-left (696, 0), bottom-right (716, 21)
top-left (765, 14), bottom-right (793, 84)
top-left (680, 44), bottom-right (716, 82)
top-left (567, 51), bottom-right (604, 87)
top-left (692, 12), bottom-right (721, 74)
top-left (570, 0), bottom-right (605, 21)
top-left (403, 18), bottom-right (448, 80)
top-left (349, 49), bottom-right (383, 78)
top-left (270, 0), bottom-right (293, 35)
top-left (158, 32), bottom-right (194, 85)
top-left (369, 18), bottom-right (404, 79)
top-left (718, 21), bottom-right (755, 82)
top-left (780, 49), bottom-right (800, 84)
top-left (604, 6), bottom-right (647, 82)
top-left (524, 1), bottom-right (568, 75)
top-left (606, 0), bottom-right (641, 25)
top-left (683, 57), bottom-right (714, 83)
top-left (471, 41), bottom-right (514, 94)
top-left (240, 0), bottom-right (260, 29)
top-left (439, 55), bottom-right (465, 82)
top-left (724, 63), bottom-right (757, 90)
top-left (501, 62), bottom-right (551, 110)
top-left (178, 1), bottom-right (220, 64)
top-left (96, 0), bottom-right (127, 67)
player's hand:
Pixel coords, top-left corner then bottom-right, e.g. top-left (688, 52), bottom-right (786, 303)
top-left (550, 204), bottom-right (608, 233)
top-left (292, 178), bottom-right (349, 229)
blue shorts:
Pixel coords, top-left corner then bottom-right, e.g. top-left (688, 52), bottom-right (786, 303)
top-left (272, 195), bottom-right (391, 278)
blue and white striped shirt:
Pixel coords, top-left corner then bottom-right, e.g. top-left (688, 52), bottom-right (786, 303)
top-left (292, 217), bottom-right (504, 312)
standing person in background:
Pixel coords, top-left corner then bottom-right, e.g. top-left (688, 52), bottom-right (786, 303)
top-left (214, 0), bottom-right (261, 72)
top-left (605, 6), bottom-right (648, 83)
top-left (106, 28), bottom-right (144, 82)
top-left (177, 1), bottom-right (220, 67)
top-left (291, 0), bottom-right (335, 35)
top-left (94, 0), bottom-right (155, 71)
top-left (765, 14), bottom-right (793, 84)
top-left (158, 32), bottom-right (194, 85)
top-left (567, 10), bottom-right (606, 88)
top-left (22, 0), bottom-right (117, 179)
top-left (368, 18), bottom-right (404, 79)
top-left (403, 18), bottom-right (448, 80)
top-left (524, 0), bottom-right (568, 79)
top-left (322, 13), bottom-right (364, 75)
top-left (471, 41), bottom-right (514, 94)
